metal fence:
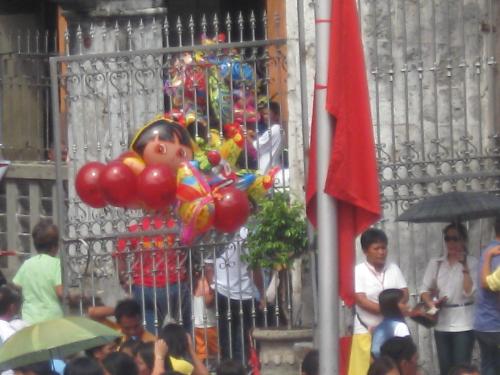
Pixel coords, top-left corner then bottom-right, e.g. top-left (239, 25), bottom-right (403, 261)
top-left (49, 11), bottom-right (293, 367)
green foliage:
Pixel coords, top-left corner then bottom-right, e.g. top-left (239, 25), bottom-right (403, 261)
top-left (244, 191), bottom-right (308, 269)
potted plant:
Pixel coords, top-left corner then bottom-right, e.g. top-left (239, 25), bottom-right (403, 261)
top-left (244, 191), bottom-right (308, 271)
top-left (244, 191), bottom-right (312, 375)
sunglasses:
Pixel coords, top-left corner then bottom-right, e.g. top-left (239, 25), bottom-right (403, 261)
top-left (444, 235), bottom-right (461, 242)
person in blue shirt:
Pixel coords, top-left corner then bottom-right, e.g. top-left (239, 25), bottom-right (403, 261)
top-left (371, 288), bottom-right (411, 359)
top-left (473, 217), bottom-right (500, 375)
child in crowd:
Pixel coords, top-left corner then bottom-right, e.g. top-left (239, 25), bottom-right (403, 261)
top-left (0, 284), bottom-right (27, 343)
top-left (367, 356), bottom-right (400, 375)
top-left (63, 357), bottom-right (103, 375)
top-left (158, 323), bottom-right (209, 375)
top-left (13, 220), bottom-right (64, 324)
top-left (301, 349), bottom-right (318, 375)
top-left (103, 352), bottom-right (138, 375)
top-left (193, 260), bottom-right (218, 365)
top-left (371, 288), bottom-right (411, 359)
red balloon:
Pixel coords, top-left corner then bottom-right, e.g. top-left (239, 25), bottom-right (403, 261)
top-left (99, 161), bottom-right (138, 207)
top-left (213, 186), bottom-right (250, 233)
top-left (75, 162), bottom-right (107, 208)
top-left (137, 164), bottom-right (177, 209)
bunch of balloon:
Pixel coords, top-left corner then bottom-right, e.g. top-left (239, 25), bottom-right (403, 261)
top-left (74, 114), bottom-right (279, 245)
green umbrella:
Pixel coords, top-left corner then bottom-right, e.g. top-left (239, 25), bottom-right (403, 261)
top-left (0, 316), bottom-right (120, 371)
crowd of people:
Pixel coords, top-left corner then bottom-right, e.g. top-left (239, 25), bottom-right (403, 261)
top-left (349, 222), bottom-right (500, 375)
top-left (2, 206), bottom-right (500, 375)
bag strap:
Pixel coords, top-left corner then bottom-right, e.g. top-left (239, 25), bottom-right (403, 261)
top-left (356, 312), bottom-right (369, 330)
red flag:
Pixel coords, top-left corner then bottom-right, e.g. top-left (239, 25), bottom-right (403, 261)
top-left (305, 0), bottom-right (381, 306)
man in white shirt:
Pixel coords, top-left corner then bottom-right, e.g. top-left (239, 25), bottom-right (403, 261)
top-left (215, 227), bottom-right (264, 362)
top-left (348, 228), bottom-right (409, 375)
top-left (254, 101), bottom-right (283, 174)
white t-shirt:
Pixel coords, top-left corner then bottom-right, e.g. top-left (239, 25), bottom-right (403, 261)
top-left (253, 124), bottom-right (282, 174)
top-left (354, 262), bottom-right (408, 334)
top-left (193, 295), bottom-right (216, 328)
top-left (0, 318), bottom-right (28, 375)
top-left (420, 256), bottom-right (478, 332)
top-left (215, 228), bottom-right (257, 300)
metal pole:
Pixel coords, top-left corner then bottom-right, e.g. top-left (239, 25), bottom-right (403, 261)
top-left (297, 0), bottom-right (310, 174)
top-left (49, 57), bottom-right (69, 303)
top-left (314, 0), bottom-right (339, 375)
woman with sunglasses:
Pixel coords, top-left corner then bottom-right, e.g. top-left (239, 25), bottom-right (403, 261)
top-left (419, 222), bottom-right (478, 375)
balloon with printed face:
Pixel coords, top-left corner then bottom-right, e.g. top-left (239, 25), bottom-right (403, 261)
top-left (213, 185), bottom-right (251, 233)
top-left (75, 162), bottom-right (107, 208)
top-left (137, 164), bottom-right (177, 209)
top-left (99, 161), bottom-right (138, 207)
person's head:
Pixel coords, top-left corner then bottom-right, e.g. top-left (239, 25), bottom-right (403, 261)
top-left (367, 356), bottom-right (400, 375)
top-left (14, 361), bottom-right (58, 375)
top-left (134, 342), bottom-right (154, 375)
top-left (448, 364), bottom-right (480, 375)
top-left (32, 220), bottom-right (59, 255)
top-left (301, 349), bottom-right (318, 375)
top-left (379, 288), bottom-right (408, 319)
top-left (114, 299), bottom-right (144, 339)
top-left (85, 342), bottom-right (116, 364)
top-left (159, 323), bottom-right (188, 358)
top-left (0, 284), bottom-right (22, 319)
top-left (360, 228), bottom-right (388, 269)
top-left (130, 118), bottom-right (193, 172)
top-left (380, 337), bottom-right (418, 375)
top-left (102, 352), bottom-right (138, 375)
top-left (64, 357), bottom-right (104, 375)
top-left (443, 223), bottom-right (467, 261)
top-left (261, 101), bottom-right (281, 124)
top-left (216, 359), bottom-right (246, 375)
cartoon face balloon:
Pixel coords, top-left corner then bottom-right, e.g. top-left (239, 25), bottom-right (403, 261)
top-left (130, 118), bottom-right (194, 173)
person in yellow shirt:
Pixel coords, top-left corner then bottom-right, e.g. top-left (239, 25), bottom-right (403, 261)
top-left (481, 245), bottom-right (500, 292)
top-left (155, 323), bottom-right (208, 375)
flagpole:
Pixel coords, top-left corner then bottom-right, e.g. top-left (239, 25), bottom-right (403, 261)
top-left (314, 0), bottom-right (339, 374)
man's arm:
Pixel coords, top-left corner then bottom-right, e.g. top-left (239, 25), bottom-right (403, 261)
top-left (481, 246), bottom-right (500, 289)
top-left (354, 293), bottom-right (380, 315)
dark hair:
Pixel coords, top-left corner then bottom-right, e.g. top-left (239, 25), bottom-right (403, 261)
top-left (135, 342), bottom-right (154, 372)
top-left (367, 356), bottom-right (399, 375)
top-left (159, 323), bottom-right (188, 358)
top-left (0, 284), bottom-right (21, 316)
top-left (379, 289), bottom-right (405, 319)
top-left (15, 361), bottom-right (58, 375)
top-left (131, 119), bottom-right (192, 157)
top-left (102, 352), bottom-right (138, 375)
top-left (216, 359), bottom-right (246, 375)
top-left (301, 349), bottom-right (319, 375)
top-left (165, 372), bottom-right (184, 375)
top-left (114, 299), bottom-right (142, 322)
top-left (360, 228), bottom-right (388, 251)
top-left (268, 101), bottom-right (281, 118)
top-left (448, 364), bottom-right (480, 375)
top-left (380, 337), bottom-right (417, 365)
top-left (443, 222), bottom-right (468, 242)
top-left (32, 220), bottom-right (59, 253)
top-left (64, 357), bottom-right (104, 375)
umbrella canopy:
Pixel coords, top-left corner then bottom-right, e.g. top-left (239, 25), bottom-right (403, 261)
top-left (0, 316), bottom-right (120, 371)
top-left (396, 191), bottom-right (500, 223)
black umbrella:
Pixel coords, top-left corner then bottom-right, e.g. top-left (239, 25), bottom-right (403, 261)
top-left (396, 191), bottom-right (500, 223)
